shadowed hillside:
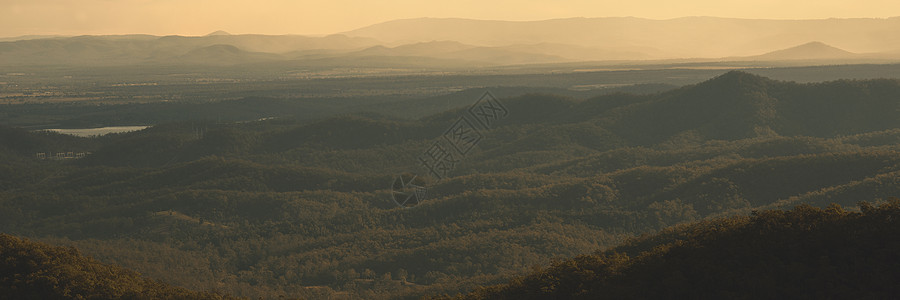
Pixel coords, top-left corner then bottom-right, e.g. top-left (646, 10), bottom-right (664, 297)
top-left (456, 200), bottom-right (900, 299)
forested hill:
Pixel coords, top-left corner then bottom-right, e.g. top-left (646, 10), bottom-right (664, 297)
top-left (492, 70), bottom-right (900, 144)
top-left (456, 200), bottom-right (900, 299)
top-left (610, 71), bottom-right (900, 142)
top-left (0, 234), bottom-right (229, 299)
top-left (8, 71), bottom-right (895, 168)
top-left (2, 71), bottom-right (900, 298)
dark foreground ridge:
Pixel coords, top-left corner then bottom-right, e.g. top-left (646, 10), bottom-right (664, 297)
top-left (454, 200), bottom-right (900, 299)
top-left (0, 234), bottom-right (230, 299)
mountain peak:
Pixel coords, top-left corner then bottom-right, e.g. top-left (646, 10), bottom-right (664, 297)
top-left (800, 41), bottom-right (829, 47)
top-left (205, 30), bottom-right (232, 36)
top-left (755, 41), bottom-right (855, 60)
top-left (789, 41), bottom-right (849, 52)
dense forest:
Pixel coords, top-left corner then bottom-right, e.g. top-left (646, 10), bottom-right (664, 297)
top-left (0, 233), bottom-right (229, 299)
top-left (1, 71), bottom-right (900, 298)
top-left (455, 200), bottom-right (900, 299)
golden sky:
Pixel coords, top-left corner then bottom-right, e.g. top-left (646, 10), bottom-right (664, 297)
top-left (2, 0), bottom-right (898, 37)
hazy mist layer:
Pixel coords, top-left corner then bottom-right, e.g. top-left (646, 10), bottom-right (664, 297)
top-left (3, 17), bottom-right (900, 67)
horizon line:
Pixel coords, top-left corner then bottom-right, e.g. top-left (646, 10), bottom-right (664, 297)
top-left (3, 15), bottom-right (899, 40)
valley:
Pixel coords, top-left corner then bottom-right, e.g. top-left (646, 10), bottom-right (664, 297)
top-left (2, 69), bottom-right (900, 298)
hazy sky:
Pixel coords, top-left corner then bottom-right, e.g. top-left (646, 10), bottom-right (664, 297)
top-left (2, 0), bottom-right (898, 37)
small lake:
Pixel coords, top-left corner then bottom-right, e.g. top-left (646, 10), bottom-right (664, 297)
top-left (41, 126), bottom-right (150, 137)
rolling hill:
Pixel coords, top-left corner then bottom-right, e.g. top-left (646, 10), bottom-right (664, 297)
top-left (3, 71), bottom-right (900, 298)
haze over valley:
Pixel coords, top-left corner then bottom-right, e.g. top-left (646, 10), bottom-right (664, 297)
top-left (4, 17), bottom-right (900, 68)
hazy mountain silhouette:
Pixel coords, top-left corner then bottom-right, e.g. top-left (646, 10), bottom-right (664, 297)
top-left (3, 17), bottom-right (900, 66)
top-left (351, 41), bottom-right (474, 57)
top-left (206, 30), bottom-right (232, 36)
top-left (174, 44), bottom-right (283, 64)
top-left (0, 34), bottom-right (380, 65)
top-left (0, 34), bottom-right (67, 42)
top-left (497, 42), bottom-right (652, 61)
top-left (749, 41), bottom-right (857, 60)
top-left (344, 17), bottom-right (900, 58)
top-left (440, 46), bottom-right (568, 64)
top-left (139, 33), bottom-right (382, 57)
top-left (380, 40), bottom-right (475, 55)
top-left (345, 40), bottom-right (569, 65)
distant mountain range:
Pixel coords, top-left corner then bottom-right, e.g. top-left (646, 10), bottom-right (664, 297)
top-left (2, 17), bottom-right (900, 66)
top-left (0, 34), bottom-right (380, 66)
top-left (344, 17), bottom-right (900, 58)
